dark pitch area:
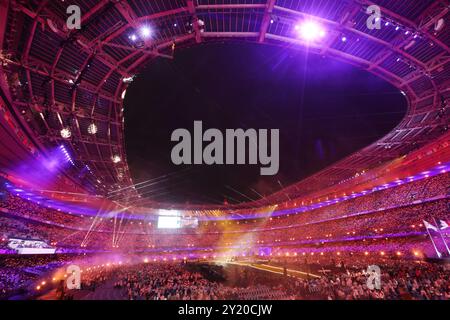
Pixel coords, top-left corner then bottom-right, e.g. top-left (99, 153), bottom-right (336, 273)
top-left (124, 43), bottom-right (407, 205)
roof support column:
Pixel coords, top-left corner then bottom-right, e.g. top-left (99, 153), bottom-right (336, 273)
top-left (187, 0), bottom-right (202, 43)
top-left (259, 0), bottom-right (276, 43)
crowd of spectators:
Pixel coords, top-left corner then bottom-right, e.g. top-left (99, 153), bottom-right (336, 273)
top-left (0, 255), bottom-right (77, 299)
top-left (0, 172), bottom-right (447, 252)
top-left (76, 262), bottom-right (292, 300)
top-left (288, 261), bottom-right (450, 300)
top-left (65, 260), bottom-right (450, 300)
top-left (1, 252), bottom-right (449, 300)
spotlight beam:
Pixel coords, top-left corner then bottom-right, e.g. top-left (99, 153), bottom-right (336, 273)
top-left (225, 185), bottom-right (256, 202)
top-left (108, 168), bottom-right (192, 196)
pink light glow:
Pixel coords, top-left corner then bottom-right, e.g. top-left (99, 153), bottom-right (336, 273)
top-left (296, 21), bottom-right (326, 41)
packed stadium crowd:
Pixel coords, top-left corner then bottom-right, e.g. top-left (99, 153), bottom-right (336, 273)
top-left (0, 255), bottom-right (77, 299)
top-left (0, 251), bottom-right (449, 300)
top-left (0, 171), bottom-right (448, 300)
top-left (0, 265), bottom-right (35, 299)
top-left (54, 260), bottom-right (450, 300)
top-left (113, 264), bottom-right (228, 300)
top-left (134, 259), bottom-right (448, 300)
top-left (288, 261), bottom-right (450, 300)
top-left (0, 172), bottom-right (447, 253)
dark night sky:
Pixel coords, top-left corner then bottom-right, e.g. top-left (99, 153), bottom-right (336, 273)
top-left (124, 42), bottom-right (407, 205)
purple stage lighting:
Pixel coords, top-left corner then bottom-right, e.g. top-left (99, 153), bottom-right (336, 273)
top-left (140, 26), bottom-right (152, 38)
top-left (296, 21), bottom-right (326, 41)
top-left (59, 145), bottom-right (75, 166)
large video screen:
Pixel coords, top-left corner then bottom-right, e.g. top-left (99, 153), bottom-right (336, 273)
top-left (157, 210), bottom-right (198, 229)
top-left (157, 216), bottom-right (181, 229)
top-left (7, 238), bottom-right (56, 254)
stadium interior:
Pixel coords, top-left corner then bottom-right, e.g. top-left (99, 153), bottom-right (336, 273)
top-left (0, 0), bottom-right (449, 301)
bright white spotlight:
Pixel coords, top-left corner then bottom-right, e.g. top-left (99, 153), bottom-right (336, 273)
top-left (129, 34), bottom-right (137, 42)
top-left (434, 18), bottom-right (445, 32)
top-left (122, 76), bottom-right (135, 84)
top-left (60, 127), bottom-right (71, 139)
top-left (87, 122), bottom-right (98, 135)
top-left (140, 26), bottom-right (152, 38)
top-left (112, 155), bottom-right (121, 164)
top-left (296, 21), bottom-right (326, 41)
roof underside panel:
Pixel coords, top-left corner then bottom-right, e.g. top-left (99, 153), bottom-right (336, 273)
top-left (1, 0), bottom-right (448, 207)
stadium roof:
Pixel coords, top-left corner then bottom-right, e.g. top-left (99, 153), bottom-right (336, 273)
top-left (0, 0), bottom-right (448, 209)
